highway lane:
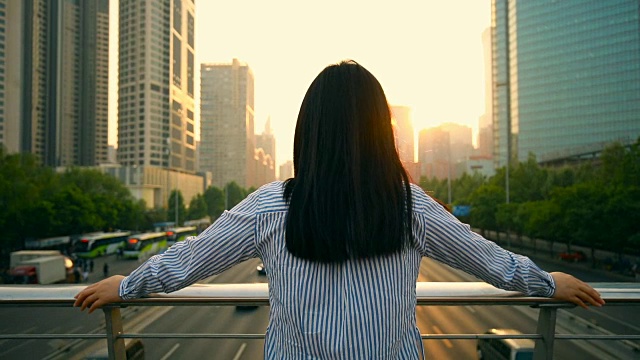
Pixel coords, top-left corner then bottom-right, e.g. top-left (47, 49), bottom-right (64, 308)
top-left (2, 249), bottom-right (639, 359)
top-left (417, 258), bottom-right (623, 359)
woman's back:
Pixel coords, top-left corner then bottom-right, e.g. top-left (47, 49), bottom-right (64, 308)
top-left (256, 182), bottom-right (422, 358)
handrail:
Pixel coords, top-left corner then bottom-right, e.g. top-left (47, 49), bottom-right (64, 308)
top-left (1, 282), bottom-right (639, 360)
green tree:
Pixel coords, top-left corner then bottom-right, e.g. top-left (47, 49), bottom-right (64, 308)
top-left (468, 184), bottom-right (504, 238)
top-left (553, 183), bottom-right (608, 266)
top-left (225, 182), bottom-right (245, 209)
top-left (58, 167), bottom-right (139, 231)
top-left (187, 194), bottom-right (208, 220)
top-left (168, 190), bottom-right (187, 226)
top-left (203, 186), bottom-right (225, 220)
top-left (496, 203), bottom-right (520, 247)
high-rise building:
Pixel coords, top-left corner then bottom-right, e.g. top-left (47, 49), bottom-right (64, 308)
top-left (117, 0), bottom-right (196, 172)
top-left (440, 123), bottom-right (473, 163)
top-left (492, 0), bottom-right (640, 167)
top-left (279, 160), bottom-right (293, 181)
top-left (477, 27), bottom-right (493, 158)
top-left (200, 59), bottom-right (255, 188)
top-left (418, 127), bottom-right (450, 180)
top-left (391, 106), bottom-right (414, 163)
top-left (255, 116), bottom-right (276, 166)
top-left (1, 0), bottom-right (109, 165)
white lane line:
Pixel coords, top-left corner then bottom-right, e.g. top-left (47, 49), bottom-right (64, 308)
top-left (160, 343), bottom-right (181, 360)
top-left (465, 305), bottom-right (476, 313)
top-left (431, 325), bottom-right (453, 348)
top-left (232, 343), bottom-right (247, 360)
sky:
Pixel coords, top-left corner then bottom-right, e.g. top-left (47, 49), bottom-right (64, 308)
top-left (109, 0), bottom-right (491, 167)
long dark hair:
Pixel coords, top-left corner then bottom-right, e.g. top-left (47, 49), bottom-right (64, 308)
top-left (284, 60), bottom-right (413, 263)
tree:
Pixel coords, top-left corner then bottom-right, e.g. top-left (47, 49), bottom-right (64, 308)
top-left (552, 183), bottom-right (608, 266)
top-left (468, 184), bottom-right (505, 238)
top-left (203, 186), bottom-right (225, 220)
top-left (187, 194), bottom-right (208, 221)
top-left (225, 182), bottom-right (245, 209)
top-left (168, 190), bottom-right (187, 226)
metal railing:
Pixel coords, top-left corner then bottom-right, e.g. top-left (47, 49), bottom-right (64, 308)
top-left (1, 282), bottom-right (639, 359)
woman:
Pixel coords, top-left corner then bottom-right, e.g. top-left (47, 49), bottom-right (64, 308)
top-left (75, 60), bottom-right (604, 358)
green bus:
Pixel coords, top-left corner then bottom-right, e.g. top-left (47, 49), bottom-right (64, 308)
top-left (166, 226), bottom-right (198, 247)
top-left (74, 231), bottom-right (131, 258)
top-left (123, 232), bottom-right (168, 260)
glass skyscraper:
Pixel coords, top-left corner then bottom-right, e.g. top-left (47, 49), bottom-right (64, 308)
top-left (492, 0), bottom-right (640, 166)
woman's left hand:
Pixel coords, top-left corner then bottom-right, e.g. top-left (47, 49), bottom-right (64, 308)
top-left (74, 275), bottom-right (125, 314)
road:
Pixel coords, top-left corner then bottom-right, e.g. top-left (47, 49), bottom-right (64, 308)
top-left (0, 252), bottom-right (638, 359)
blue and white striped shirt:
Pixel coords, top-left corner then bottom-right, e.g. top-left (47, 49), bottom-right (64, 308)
top-left (120, 181), bottom-right (555, 359)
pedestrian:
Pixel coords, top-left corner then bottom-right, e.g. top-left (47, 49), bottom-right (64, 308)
top-left (103, 263), bottom-right (109, 278)
top-left (82, 269), bottom-right (89, 283)
top-left (73, 267), bottom-right (81, 284)
top-left (75, 60), bottom-right (604, 358)
top-left (89, 259), bottom-right (94, 273)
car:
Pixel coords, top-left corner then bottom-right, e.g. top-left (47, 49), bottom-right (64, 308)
top-left (477, 328), bottom-right (534, 360)
top-left (257, 262), bottom-right (266, 275)
top-left (559, 250), bottom-right (587, 262)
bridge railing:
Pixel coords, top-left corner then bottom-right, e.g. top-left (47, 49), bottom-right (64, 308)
top-left (1, 282), bottom-right (639, 360)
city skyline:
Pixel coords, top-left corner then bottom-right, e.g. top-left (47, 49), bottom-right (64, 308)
top-left (108, 0), bottom-right (492, 166)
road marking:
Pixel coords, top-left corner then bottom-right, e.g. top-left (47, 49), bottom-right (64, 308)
top-left (232, 343), bottom-right (247, 360)
top-left (465, 306), bottom-right (476, 313)
top-left (431, 325), bottom-right (453, 348)
top-left (160, 343), bottom-right (181, 360)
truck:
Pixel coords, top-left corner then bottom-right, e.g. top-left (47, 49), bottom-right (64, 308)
top-left (9, 250), bottom-right (73, 284)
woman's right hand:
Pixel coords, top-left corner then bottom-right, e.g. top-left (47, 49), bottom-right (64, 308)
top-left (74, 275), bottom-right (125, 314)
top-left (550, 272), bottom-right (605, 309)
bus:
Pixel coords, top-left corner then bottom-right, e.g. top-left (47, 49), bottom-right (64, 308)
top-left (123, 232), bottom-right (168, 260)
top-left (24, 235), bottom-right (72, 252)
top-left (166, 226), bottom-right (198, 247)
top-left (74, 231), bottom-right (131, 258)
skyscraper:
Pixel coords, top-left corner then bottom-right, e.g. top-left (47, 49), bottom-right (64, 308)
top-left (200, 59), bottom-right (255, 188)
top-left (255, 116), bottom-right (276, 166)
top-left (492, 0), bottom-right (640, 167)
top-left (117, 0), bottom-right (196, 172)
top-left (0, 0), bottom-right (109, 166)
top-left (477, 27), bottom-right (493, 158)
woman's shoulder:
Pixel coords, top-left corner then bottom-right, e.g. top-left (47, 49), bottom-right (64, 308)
top-left (408, 183), bottom-right (446, 214)
top-left (253, 181), bottom-right (288, 212)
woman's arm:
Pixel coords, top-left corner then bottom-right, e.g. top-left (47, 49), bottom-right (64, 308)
top-left (74, 189), bottom-right (261, 313)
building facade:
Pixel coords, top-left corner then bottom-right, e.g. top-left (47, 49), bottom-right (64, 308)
top-left (99, 164), bottom-right (204, 209)
top-left (1, 0), bottom-right (109, 166)
top-left (200, 58), bottom-right (255, 188)
top-left (279, 160), bottom-right (293, 181)
top-left (492, 0), bottom-right (640, 167)
top-left (117, 0), bottom-right (196, 173)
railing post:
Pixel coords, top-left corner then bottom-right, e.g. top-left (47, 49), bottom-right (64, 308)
top-left (533, 305), bottom-right (558, 360)
top-left (103, 307), bottom-right (126, 360)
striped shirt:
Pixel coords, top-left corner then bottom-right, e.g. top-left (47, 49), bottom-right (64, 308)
top-left (119, 181), bottom-right (555, 359)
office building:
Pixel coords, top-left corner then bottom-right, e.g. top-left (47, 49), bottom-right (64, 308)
top-left (418, 127), bottom-right (450, 180)
top-left (256, 117), bottom-right (276, 165)
top-left (1, 0), bottom-right (109, 165)
top-left (478, 27), bottom-right (493, 158)
top-left (200, 58), bottom-right (255, 188)
top-left (117, 0), bottom-right (196, 173)
top-left (279, 160), bottom-right (293, 181)
top-left (492, 0), bottom-right (640, 167)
